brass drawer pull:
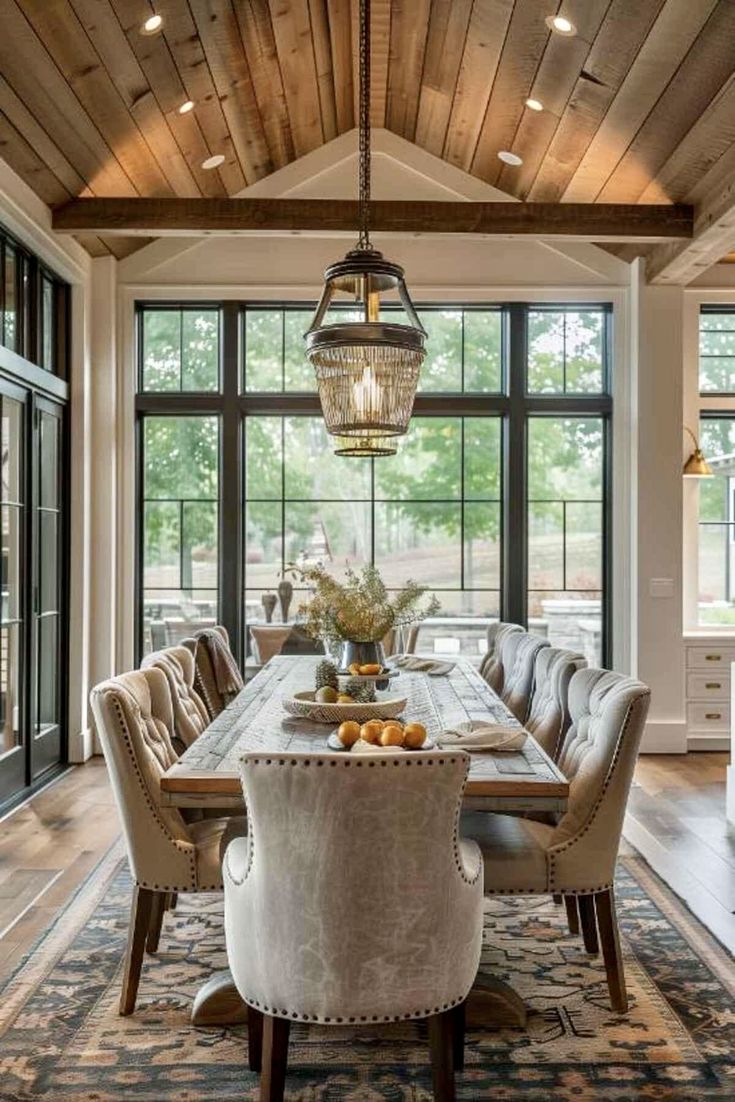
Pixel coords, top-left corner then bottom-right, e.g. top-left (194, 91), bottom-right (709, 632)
top-left (705, 655), bottom-right (722, 662)
top-left (705, 682), bottom-right (722, 689)
top-left (705, 712), bottom-right (722, 720)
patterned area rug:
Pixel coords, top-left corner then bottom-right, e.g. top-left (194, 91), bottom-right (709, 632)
top-left (0, 841), bottom-right (734, 1101)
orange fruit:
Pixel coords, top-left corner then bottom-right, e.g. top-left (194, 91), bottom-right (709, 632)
top-left (360, 720), bottom-right (384, 743)
top-left (403, 722), bottom-right (427, 749)
top-left (337, 721), bottom-right (361, 747)
top-left (380, 724), bottom-right (405, 747)
top-left (359, 663), bottom-right (382, 675)
top-left (348, 662), bottom-right (361, 675)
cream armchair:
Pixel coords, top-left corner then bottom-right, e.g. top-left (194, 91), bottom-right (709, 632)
top-left (142, 645), bottom-right (210, 750)
top-left (224, 751), bottom-right (484, 1101)
top-left (90, 668), bottom-right (246, 1015)
top-left (463, 668), bottom-right (650, 1013)
top-left (480, 622), bottom-right (523, 691)
top-left (499, 631), bottom-right (550, 722)
top-left (525, 647), bottom-right (587, 760)
top-left (182, 625), bottom-right (244, 721)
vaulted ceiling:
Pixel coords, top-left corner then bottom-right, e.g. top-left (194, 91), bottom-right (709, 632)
top-left (2, 0), bottom-right (735, 264)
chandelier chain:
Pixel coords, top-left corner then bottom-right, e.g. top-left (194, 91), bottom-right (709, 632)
top-left (357, 0), bottom-right (371, 250)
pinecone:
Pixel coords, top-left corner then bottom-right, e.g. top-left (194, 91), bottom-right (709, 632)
top-left (315, 659), bottom-right (339, 692)
top-left (344, 677), bottom-right (376, 703)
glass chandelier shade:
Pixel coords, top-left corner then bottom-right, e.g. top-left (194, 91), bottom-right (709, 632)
top-left (306, 249), bottom-right (426, 439)
top-left (305, 0), bottom-right (426, 442)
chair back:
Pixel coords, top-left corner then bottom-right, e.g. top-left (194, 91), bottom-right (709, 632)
top-left (141, 645), bottom-right (210, 749)
top-left (224, 751), bottom-right (483, 1023)
top-left (500, 631), bottom-right (550, 721)
top-left (90, 669), bottom-right (196, 891)
top-left (480, 622), bottom-right (523, 690)
top-left (525, 647), bottom-right (587, 759)
top-left (549, 668), bottom-right (651, 891)
top-left (184, 625), bottom-right (243, 720)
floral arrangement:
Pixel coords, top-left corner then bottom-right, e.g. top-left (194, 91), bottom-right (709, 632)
top-left (287, 562), bottom-right (440, 644)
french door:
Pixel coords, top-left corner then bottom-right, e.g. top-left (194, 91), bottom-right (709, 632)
top-left (0, 381), bottom-right (65, 805)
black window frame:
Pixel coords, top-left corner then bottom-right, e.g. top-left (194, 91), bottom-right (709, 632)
top-left (135, 300), bottom-right (613, 666)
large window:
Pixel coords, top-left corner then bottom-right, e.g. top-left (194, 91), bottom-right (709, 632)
top-left (0, 227), bottom-right (68, 375)
top-left (136, 302), bottom-right (612, 666)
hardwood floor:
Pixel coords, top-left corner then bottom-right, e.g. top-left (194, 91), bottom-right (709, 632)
top-left (0, 752), bottom-right (731, 991)
top-left (0, 760), bottom-right (119, 984)
top-left (625, 752), bottom-right (735, 953)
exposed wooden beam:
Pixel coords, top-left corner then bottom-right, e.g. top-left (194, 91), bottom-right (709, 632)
top-left (648, 173), bottom-right (735, 283)
top-left (51, 198), bottom-right (693, 240)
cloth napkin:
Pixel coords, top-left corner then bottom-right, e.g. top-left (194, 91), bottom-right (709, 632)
top-left (392, 655), bottom-right (456, 676)
top-left (436, 720), bottom-right (527, 752)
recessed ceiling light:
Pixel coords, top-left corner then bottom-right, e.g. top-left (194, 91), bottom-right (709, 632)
top-left (498, 150), bottom-right (523, 167)
top-left (202, 153), bottom-right (225, 170)
top-left (178, 100), bottom-right (195, 115)
top-left (545, 14), bottom-right (576, 35)
top-left (140, 13), bottom-right (163, 35)
top-left (526, 98), bottom-right (544, 112)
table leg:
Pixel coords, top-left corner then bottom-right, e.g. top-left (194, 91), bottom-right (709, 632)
top-left (191, 970), bottom-right (248, 1026)
top-left (466, 972), bottom-right (527, 1029)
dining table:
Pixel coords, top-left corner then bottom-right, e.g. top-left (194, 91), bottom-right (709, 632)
top-left (160, 654), bottom-right (569, 1029)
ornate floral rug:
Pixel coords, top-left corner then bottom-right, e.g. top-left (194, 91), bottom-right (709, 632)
top-left (0, 840), bottom-right (734, 1100)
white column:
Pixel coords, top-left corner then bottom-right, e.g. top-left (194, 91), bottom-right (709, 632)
top-left (631, 260), bottom-right (686, 752)
top-left (86, 256), bottom-right (119, 752)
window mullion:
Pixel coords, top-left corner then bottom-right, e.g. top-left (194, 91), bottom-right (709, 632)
top-left (505, 304), bottom-right (527, 626)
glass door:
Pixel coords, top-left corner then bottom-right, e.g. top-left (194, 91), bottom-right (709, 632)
top-left (31, 397), bottom-right (64, 779)
top-left (0, 384), bottom-right (27, 802)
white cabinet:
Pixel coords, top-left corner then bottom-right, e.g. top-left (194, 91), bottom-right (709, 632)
top-left (684, 637), bottom-right (735, 749)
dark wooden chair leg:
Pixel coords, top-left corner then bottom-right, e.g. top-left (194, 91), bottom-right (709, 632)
top-left (248, 1006), bottom-right (263, 1072)
top-left (146, 892), bottom-right (166, 954)
top-left (577, 894), bottom-right (599, 956)
top-left (168, 892), bottom-right (178, 911)
top-left (552, 893), bottom-right (563, 905)
top-left (428, 1009), bottom-right (456, 1102)
top-left (564, 894), bottom-right (580, 936)
top-left (451, 1000), bottom-right (466, 1072)
top-left (594, 887), bottom-right (628, 1013)
top-left (260, 1014), bottom-right (290, 1101)
top-left (120, 885), bottom-right (154, 1016)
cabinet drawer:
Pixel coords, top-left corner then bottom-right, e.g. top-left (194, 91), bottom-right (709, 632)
top-left (687, 701), bottom-right (730, 729)
top-left (686, 646), bottom-right (735, 671)
top-left (687, 671), bottom-right (730, 699)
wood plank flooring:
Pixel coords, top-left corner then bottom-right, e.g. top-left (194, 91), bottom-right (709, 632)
top-left (0, 752), bottom-right (731, 991)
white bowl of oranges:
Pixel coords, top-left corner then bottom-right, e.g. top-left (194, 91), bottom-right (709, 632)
top-left (327, 718), bottom-right (431, 753)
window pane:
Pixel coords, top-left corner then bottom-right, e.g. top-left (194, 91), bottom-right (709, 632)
top-left (142, 415), bottom-right (219, 654)
top-left (143, 309), bottom-right (219, 392)
top-left (528, 417), bottom-right (604, 661)
top-left (284, 417), bottom-right (371, 500)
top-left (4, 244), bottom-right (16, 352)
top-left (700, 313), bottom-right (735, 391)
top-left (463, 310), bottom-right (502, 392)
top-left (464, 501), bottom-right (500, 589)
top-left (286, 501), bottom-right (371, 577)
top-left (375, 417), bottom-right (461, 501)
top-left (246, 417), bottom-right (282, 500)
top-left (528, 309), bottom-right (604, 394)
top-left (465, 418), bottom-right (501, 499)
top-left (245, 309), bottom-right (282, 391)
top-left (375, 502), bottom-right (461, 588)
top-left (418, 310), bottom-right (462, 391)
top-left (42, 276), bottom-right (54, 372)
top-left (698, 418), bottom-right (735, 625)
top-left (284, 310), bottom-right (316, 391)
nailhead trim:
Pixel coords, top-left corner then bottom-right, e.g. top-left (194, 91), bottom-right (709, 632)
top-left (239, 989), bottom-right (471, 1025)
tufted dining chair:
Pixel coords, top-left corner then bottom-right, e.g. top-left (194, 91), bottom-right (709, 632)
top-left (90, 668), bottom-right (246, 1015)
top-left (224, 751), bottom-right (484, 1101)
top-left (525, 647), bottom-right (587, 760)
top-left (182, 625), bottom-right (243, 721)
top-left (142, 645), bottom-right (210, 751)
top-left (463, 668), bottom-right (650, 1013)
top-left (479, 622), bottom-right (524, 691)
top-left (499, 631), bottom-right (550, 722)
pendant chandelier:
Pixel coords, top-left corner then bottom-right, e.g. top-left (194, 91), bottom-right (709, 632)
top-left (305, 0), bottom-right (426, 449)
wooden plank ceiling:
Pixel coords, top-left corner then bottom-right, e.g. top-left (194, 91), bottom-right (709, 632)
top-left (2, 0), bottom-right (735, 265)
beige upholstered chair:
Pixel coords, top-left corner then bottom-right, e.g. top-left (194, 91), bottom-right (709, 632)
top-left (142, 645), bottom-right (210, 750)
top-left (90, 668), bottom-right (246, 1015)
top-left (499, 631), bottom-right (550, 722)
top-left (480, 622), bottom-right (523, 691)
top-left (183, 625), bottom-right (243, 721)
top-left (525, 647), bottom-right (587, 760)
top-left (224, 751), bottom-right (484, 1101)
top-left (463, 668), bottom-right (651, 1012)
